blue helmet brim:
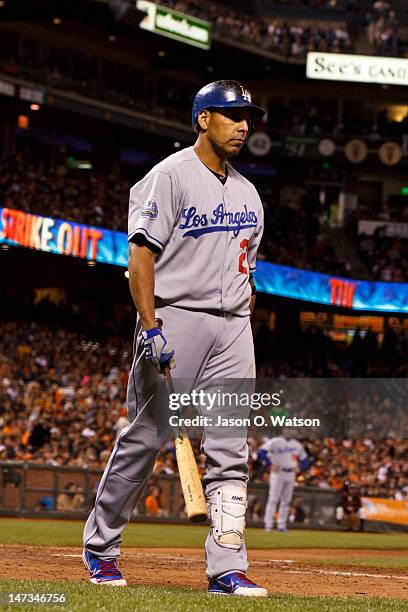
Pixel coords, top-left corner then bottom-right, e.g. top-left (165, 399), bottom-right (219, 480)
top-left (207, 100), bottom-right (265, 119)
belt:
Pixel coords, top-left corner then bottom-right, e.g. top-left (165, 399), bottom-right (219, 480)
top-left (155, 298), bottom-right (228, 317)
top-left (282, 468), bottom-right (294, 473)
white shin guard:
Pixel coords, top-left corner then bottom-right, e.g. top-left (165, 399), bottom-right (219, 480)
top-left (207, 485), bottom-right (247, 550)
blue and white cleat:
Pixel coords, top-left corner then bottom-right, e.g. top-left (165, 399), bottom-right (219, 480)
top-left (208, 571), bottom-right (267, 597)
top-left (82, 549), bottom-right (127, 586)
top-left (277, 526), bottom-right (288, 533)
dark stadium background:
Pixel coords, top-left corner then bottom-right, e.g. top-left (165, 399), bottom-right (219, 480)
top-left (0, 0), bottom-right (407, 531)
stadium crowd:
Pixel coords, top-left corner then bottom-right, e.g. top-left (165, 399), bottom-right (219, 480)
top-left (0, 24), bottom-right (351, 135)
top-left (216, 0), bottom-right (345, 8)
top-left (366, 0), bottom-right (399, 55)
top-left (0, 316), bottom-right (132, 470)
top-left (358, 233), bottom-right (408, 282)
top-left (2, 47), bottom-right (345, 136)
top-left (1, 309), bottom-right (407, 501)
top-left (260, 189), bottom-right (351, 277)
top-left (255, 317), bottom-right (408, 378)
top-left (7, 43), bottom-right (408, 141)
top-left (9, 40), bottom-right (408, 141)
top-left (353, 194), bottom-right (408, 282)
top-left (267, 99), bottom-right (338, 135)
top-left (0, 154), bottom-right (129, 232)
top-left (6, 59), bottom-right (340, 134)
top-left (1, 54), bottom-right (192, 125)
top-left (158, 0), bottom-right (353, 58)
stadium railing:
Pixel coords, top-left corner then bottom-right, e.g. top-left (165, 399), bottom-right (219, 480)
top-left (0, 461), bottom-right (339, 529)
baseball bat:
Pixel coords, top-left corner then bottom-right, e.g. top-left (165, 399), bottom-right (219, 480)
top-left (155, 318), bottom-right (208, 523)
top-left (162, 365), bottom-right (208, 523)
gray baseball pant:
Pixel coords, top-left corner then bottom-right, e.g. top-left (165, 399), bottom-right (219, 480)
top-left (83, 304), bottom-right (255, 579)
top-left (264, 470), bottom-right (296, 530)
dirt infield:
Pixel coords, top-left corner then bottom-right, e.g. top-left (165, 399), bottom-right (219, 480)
top-left (2, 545), bottom-right (408, 598)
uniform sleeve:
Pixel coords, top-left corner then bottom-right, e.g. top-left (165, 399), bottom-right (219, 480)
top-left (128, 171), bottom-right (178, 251)
top-left (247, 195), bottom-right (264, 273)
top-left (296, 441), bottom-right (308, 462)
top-left (260, 437), bottom-right (276, 453)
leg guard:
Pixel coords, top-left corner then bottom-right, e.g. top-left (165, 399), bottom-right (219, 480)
top-left (207, 485), bottom-right (247, 550)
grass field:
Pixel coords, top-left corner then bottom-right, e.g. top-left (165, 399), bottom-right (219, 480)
top-left (0, 518), bottom-right (407, 552)
top-left (0, 519), bottom-right (407, 611)
top-left (0, 580), bottom-right (405, 612)
top-left (296, 555), bottom-right (408, 570)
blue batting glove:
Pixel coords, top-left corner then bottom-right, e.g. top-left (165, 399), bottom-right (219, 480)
top-left (258, 449), bottom-right (272, 467)
top-left (141, 327), bottom-right (175, 372)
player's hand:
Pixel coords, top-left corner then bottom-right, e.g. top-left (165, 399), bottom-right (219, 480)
top-left (141, 327), bottom-right (175, 372)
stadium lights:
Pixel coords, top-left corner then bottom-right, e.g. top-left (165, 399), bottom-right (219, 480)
top-left (158, 50), bottom-right (166, 57)
top-left (1, 244), bottom-right (9, 250)
top-left (174, 141), bottom-right (180, 148)
top-left (67, 157), bottom-right (92, 170)
top-left (387, 105), bottom-right (408, 123)
top-left (30, 104), bottom-right (40, 111)
top-left (76, 162), bottom-right (92, 170)
top-left (0, 2), bottom-right (6, 8)
top-left (52, 17), bottom-right (62, 25)
top-left (87, 260), bottom-right (96, 267)
top-left (108, 35), bottom-right (116, 42)
top-left (124, 271), bottom-right (129, 279)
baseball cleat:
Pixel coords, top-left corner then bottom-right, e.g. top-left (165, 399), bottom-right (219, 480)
top-left (277, 527), bottom-right (288, 533)
top-left (208, 571), bottom-right (267, 596)
top-left (82, 549), bottom-right (127, 586)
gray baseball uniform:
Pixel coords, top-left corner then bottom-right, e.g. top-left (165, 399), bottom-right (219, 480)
top-left (128, 146), bottom-right (263, 314)
top-left (262, 436), bottom-right (307, 530)
top-left (83, 145), bottom-right (264, 578)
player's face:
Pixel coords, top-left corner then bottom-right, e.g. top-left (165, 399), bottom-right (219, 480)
top-left (282, 427), bottom-right (292, 439)
top-left (206, 109), bottom-right (251, 157)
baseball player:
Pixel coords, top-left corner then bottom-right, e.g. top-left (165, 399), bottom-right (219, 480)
top-left (82, 81), bottom-right (268, 596)
top-left (260, 430), bottom-right (308, 532)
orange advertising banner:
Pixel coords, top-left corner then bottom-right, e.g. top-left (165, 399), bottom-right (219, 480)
top-left (361, 497), bottom-right (408, 525)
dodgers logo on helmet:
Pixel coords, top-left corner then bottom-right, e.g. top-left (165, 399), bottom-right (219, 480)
top-left (141, 199), bottom-right (158, 220)
top-left (240, 86), bottom-right (251, 102)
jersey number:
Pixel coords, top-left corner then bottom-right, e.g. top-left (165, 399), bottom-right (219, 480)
top-left (238, 239), bottom-right (249, 274)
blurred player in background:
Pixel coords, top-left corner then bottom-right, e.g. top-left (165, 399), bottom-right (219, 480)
top-left (260, 429), bottom-right (308, 532)
top-left (338, 480), bottom-right (363, 531)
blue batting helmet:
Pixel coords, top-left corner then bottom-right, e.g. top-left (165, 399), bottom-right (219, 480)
top-left (191, 80), bottom-right (265, 129)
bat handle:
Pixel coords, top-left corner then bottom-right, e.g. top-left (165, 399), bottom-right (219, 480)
top-left (162, 363), bottom-right (175, 392)
top-left (154, 318), bottom-right (184, 438)
top-left (161, 363), bottom-right (185, 440)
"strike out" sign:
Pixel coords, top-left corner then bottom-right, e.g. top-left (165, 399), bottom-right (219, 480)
top-left (0, 207), bottom-right (127, 266)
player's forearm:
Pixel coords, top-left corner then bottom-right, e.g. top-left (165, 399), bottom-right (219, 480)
top-left (128, 242), bottom-right (157, 330)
